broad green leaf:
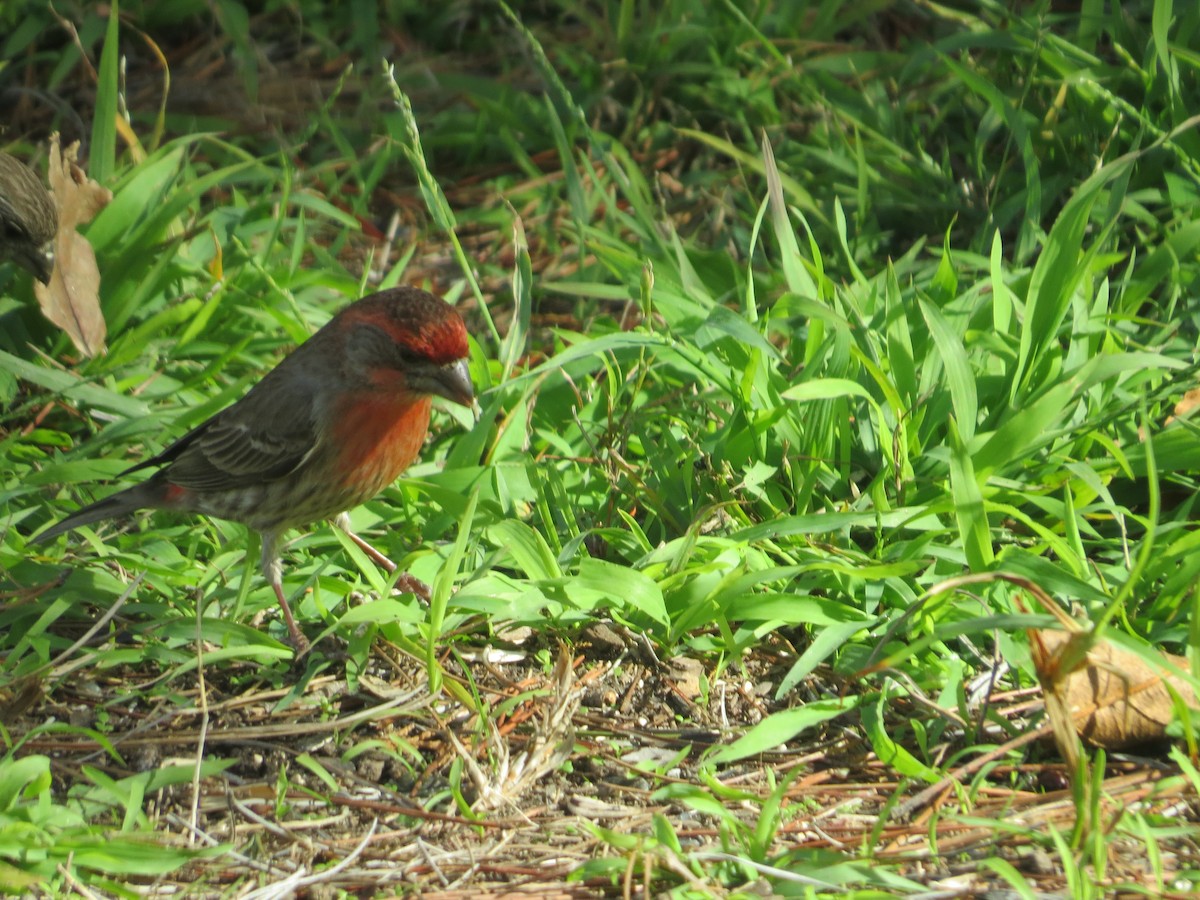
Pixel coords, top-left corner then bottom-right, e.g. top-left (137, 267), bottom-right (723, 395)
top-left (763, 132), bottom-right (819, 298)
top-left (949, 417), bottom-right (993, 570)
top-left (1013, 151), bottom-right (1136, 399)
top-left (862, 693), bottom-right (941, 783)
top-left (782, 378), bottom-right (873, 403)
top-left (90, 1), bottom-right (120, 183)
top-left (487, 519), bottom-right (562, 580)
top-left (571, 557), bottom-right (668, 626)
top-left (706, 698), bottom-right (860, 765)
top-left (919, 298), bottom-right (977, 443)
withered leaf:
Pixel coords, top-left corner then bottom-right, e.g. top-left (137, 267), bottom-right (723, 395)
top-left (33, 133), bottom-right (111, 358)
top-left (1168, 386), bottom-right (1200, 424)
top-left (1035, 629), bottom-right (1195, 751)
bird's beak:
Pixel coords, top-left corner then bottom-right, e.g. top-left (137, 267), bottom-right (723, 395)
top-left (423, 358), bottom-right (474, 408)
top-left (21, 241), bottom-right (54, 285)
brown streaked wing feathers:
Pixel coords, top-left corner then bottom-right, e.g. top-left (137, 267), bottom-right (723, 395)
top-left (165, 419), bottom-right (318, 490)
top-left (121, 366), bottom-right (323, 491)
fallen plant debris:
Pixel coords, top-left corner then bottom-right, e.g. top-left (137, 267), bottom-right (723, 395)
top-left (4, 625), bottom-right (1197, 895)
top-left (1036, 629), bottom-right (1196, 753)
top-left (34, 133), bottom-right (110, 357)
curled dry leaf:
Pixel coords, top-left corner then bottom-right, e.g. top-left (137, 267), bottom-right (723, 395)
top-left (33, 133), bottom-right (111, 357)
top-left (1021, 579), bottom-right (1198, 766)
top-left (1034, 628), bottom-right (1195, 752)
top-left (921, 573), bottom-right (1198, 769)
top-left (1167, 386), bottom-right (1200, 424)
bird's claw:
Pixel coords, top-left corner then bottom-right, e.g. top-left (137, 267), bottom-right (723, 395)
top-left (394, 573), bottom-right (431, 602)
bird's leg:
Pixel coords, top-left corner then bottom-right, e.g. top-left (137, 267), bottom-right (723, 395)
top-left (332, 513), bottom-right (432, 602)
top-left (271, 579), bottom-right (310, 653)
top-left (261, 530), bottom-right (310, 652)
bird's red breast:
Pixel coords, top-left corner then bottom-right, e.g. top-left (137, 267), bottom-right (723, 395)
top-left (330, 391), bottom-right (433, 501)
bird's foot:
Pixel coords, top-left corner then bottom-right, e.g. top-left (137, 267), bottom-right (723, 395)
top-left (285, 624), bottom-right (311, 657)
top-left (394, 572), bottom-right (431, 602)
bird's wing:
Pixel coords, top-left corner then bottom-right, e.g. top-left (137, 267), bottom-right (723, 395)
top-left (125, 368), bottom-right (325, 491)
top-left (165, 419), bottom-right (319, 490)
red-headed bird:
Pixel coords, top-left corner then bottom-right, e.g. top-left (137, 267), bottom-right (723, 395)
top-left (34, 287), bottom-right (474, 650)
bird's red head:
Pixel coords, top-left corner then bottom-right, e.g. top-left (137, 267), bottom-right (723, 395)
top-left (337, 287), bottom-right (473, 407)
top-left (343, 287), bottom-right (469, 363)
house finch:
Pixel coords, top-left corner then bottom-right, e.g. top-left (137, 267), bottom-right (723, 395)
top-left (34, 287), bottom-right (473, 650)
top-left (0, 149), bottom-right (57, 284)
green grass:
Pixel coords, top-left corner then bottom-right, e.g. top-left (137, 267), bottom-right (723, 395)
top-left (2, 0), bottom-right (1200, 895)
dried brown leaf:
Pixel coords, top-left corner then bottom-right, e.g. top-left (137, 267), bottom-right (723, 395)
top-left (1036, 629), bottom-right (1196, 750)
top-left (1168, 386), bottom-right (1200, 425)
top-left (33, 133), bottom-right (111, 357)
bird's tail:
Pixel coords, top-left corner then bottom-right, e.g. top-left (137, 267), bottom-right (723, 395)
top-left (31, 485), bottom-right (154, 544)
